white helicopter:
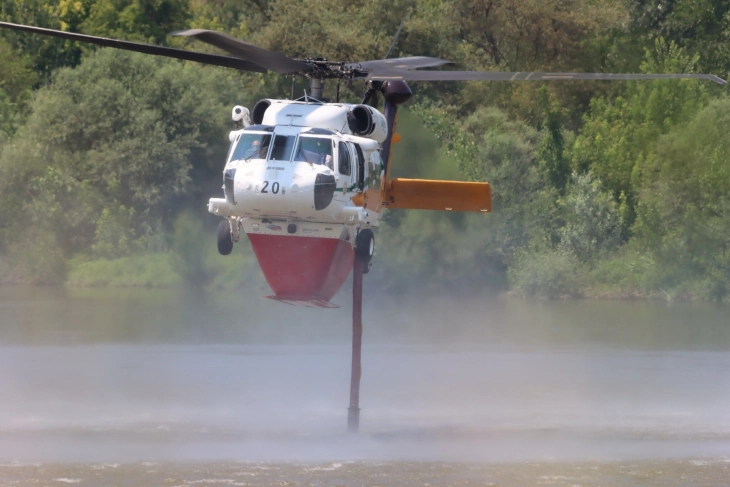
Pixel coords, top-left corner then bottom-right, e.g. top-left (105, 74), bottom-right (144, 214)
top-left (1, 20), bottom-right (725, 431)
top-left (208, 86), bottom-right (495, 308)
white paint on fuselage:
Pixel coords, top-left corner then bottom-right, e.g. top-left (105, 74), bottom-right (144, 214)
top-left (261, 99), bottom-right (388, 144)
top-left (235, 158), bottom-right (333, 221)
top-left (210, 100), bottom-right (388, 245)
top-left (239, 219), bottom-right (349, 240)
top-left (215, 125), bottom-right (381, 237)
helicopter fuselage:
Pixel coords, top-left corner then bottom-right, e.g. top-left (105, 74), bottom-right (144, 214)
top-left (208, 99), bottom-right (387, 306)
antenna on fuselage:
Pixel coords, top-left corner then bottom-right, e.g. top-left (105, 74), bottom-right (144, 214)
top-left (384, 14), bottom-right (407, 60)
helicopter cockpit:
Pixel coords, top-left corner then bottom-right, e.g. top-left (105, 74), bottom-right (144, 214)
top-left (226, 126), bottom-right (356, 175)
top-left (222, 122), bottom-right (380, 220)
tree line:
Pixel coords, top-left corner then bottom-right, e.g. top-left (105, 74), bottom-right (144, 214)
top-left (1, 0), bottom-right (729, 301)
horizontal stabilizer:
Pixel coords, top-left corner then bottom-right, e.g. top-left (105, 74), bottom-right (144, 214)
top-left (384, 178), bottom-right (492, 212)
top-left (264, 296), bottom-right (340, 309)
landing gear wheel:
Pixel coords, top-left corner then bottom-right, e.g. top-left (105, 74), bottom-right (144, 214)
top-left (355, 229), bottom-right (374, 270)
top-left (217, 220), bottom-right (233, 256)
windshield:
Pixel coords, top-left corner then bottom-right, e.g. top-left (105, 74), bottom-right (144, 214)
top-left (269, 135), bottom-right (296, 162)
top-left (229, 133), bottom-right (271, 162)
top-left (294, 136), bottom-right (333, 168)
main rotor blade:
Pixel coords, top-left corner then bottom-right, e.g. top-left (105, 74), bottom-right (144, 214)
top-left (368, 70), bottom-right (728, 85)
top-left (0, 21), bottom-right (267, 73)
top-left (348, 56), bottom-right (452, 71)
top-left (171, 29), bottom-right (313, 75)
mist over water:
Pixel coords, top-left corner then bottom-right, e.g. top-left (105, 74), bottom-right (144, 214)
top-left (0, 286), bottom-right (729, 484)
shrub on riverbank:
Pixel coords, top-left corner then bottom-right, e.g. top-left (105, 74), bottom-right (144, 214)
top-left (508, 248), bottom-right (586, 299)
top-left (67, 253), bottom-right (180, 287)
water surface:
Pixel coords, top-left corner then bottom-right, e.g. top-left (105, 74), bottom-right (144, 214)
top-left (0, 286), bottom-right (728, 485)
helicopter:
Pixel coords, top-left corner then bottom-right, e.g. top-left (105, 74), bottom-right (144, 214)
top-left (210, 87), bottom-right (496, 308)
top-left (1, 20), bottom-right (725, 430)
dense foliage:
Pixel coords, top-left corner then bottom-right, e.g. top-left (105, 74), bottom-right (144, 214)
top-left (1, 0), bottom-right (729, 301)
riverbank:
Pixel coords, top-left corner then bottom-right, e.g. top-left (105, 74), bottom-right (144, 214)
top-left (0, 250), bottom-right (724, 304)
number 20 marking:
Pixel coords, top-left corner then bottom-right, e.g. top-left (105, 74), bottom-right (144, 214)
top-left (260, 181), bottom-right (280, 194)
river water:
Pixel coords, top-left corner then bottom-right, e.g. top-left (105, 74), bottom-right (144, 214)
top-left (0, 286), bottom-right (728, 485)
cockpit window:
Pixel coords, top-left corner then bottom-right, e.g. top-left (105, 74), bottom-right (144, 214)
top-left (338, 141), bottom-right (351, 176)
top-left (229, 133), bottom-right (271, 162)
top-left (294, 136), bottom-right (333, 168)
top-left (269, 135), bottom-right (296, 162)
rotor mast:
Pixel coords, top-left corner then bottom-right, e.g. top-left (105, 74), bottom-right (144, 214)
top-left (310, 78), bottom-right (324, 100)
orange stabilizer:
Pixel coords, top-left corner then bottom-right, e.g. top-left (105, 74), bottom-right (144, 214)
top-left (384, 178), bottom-right (492, 212)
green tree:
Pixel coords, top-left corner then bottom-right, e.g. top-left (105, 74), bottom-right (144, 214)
top-left (628, 0), bottom-right (730, 79)
top-left (0, 48), bottom-right (245, 281)
top-left (408, 103), bottom-right (562, 287)
top-left (508, 246), bottom-right (585, 298)
top-left (447, 0), bottom-right (632, 121)
top-left (80, 0), bottom-right (191, 44)
top-left (1, 0), bottom-right (83, 75)
top-left (536, 86), bottom-right (569, 193)
top-left (571, 38), bottom-right (711, 233)
top-left (92, 205), bottom-right (138, 257)
top-left (559, 172), bottom-right (621, 263)
top-left (250, 0), bottom-right (416, 62)
top-left (445, 0), bottom-right (628, 71)
top-left (189, 0), bottom-right (269, 39)
top-left (0, 37), bottom-right (38, 136)
top-left (633, 98), bottom-right (730, 300)
top-left (0, 37), bottom-right (37, 101)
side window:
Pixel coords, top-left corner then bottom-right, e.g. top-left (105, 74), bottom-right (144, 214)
top-left (294, 137), bottom-right (332, 167)
top-left (353, 143), bottom-right (365, 190)
top-left (338, 141), bottom-right (351, 176)
top-left (374, 151), bottom-right (383, 172)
